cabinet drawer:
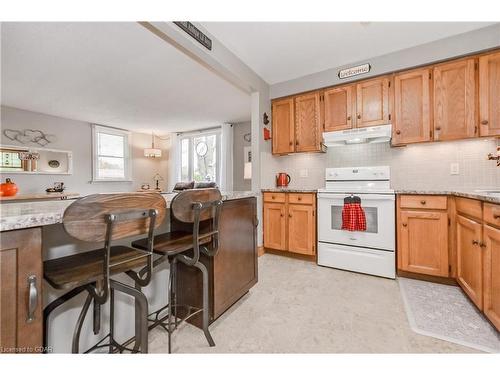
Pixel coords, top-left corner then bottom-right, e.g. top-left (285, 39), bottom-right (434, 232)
top-left (484, 203), bottom-right (500, 227)
top-left (288, 193), bottom-right (314, 205)
top-left (456, 197), bottom-right (482, 220)
top-left (399, 195), bottom-right (447, 210)
top-left (263, 192), bottom-right (286, 203)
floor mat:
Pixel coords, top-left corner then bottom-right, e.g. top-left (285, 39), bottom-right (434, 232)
top-left (399, 277), bottom-right (500, 353)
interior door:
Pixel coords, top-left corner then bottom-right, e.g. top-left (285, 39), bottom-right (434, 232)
top-left (263, 202), bottom-right (286, 250)
top-left (294, 92), bottom-right (322, 152)
top-left (272, 98), bottom-right (295, 154)
top-left (479, 51), bottom-right (500, 137)
top-left (456, 214), bottom-right (483, 309)
top-left (288, 204), bottom-right (315, 255)
top-left (433, 59), bottom-right (476, 141)
top-left (483, 224), bottom-right (500, 330)
top-left (324, 85), bottom-right (354, 131)
top-left (393, 68), bottom-right (432, 145)
top-left (355, 76), bottom-right (390, 128)
top-left (399, 210), bottom-right (449, 276)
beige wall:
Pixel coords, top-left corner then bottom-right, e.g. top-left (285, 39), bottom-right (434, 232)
top-left (233, 121), bottom-right (251, 191)
top-left (0, 106), bottom-right (170, 194)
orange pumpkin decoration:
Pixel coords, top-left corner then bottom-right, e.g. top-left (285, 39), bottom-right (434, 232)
top-left (1, 178), bottom-right (19, 197)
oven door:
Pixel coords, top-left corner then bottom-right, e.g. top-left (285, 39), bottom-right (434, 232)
top-left (317, 193), bottom-right (395, 251)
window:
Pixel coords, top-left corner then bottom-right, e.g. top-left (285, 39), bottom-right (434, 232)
top-left (92, 125), bottom-right (131, 181)
top-left (178, 130), bottom-right (221, 185)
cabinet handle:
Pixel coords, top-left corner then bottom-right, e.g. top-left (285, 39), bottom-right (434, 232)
top-left (289, 214), bottom-right (292, 218)
top-left (347, 116), bottom-right (351, 121)
top-left (420, 200), bottom-right (426, 205)
top-left (271, 195), bottom-right (275, 200)
top-left (357, 114), bottom-right (361, 119)
top-left (402, 223), bottom-right (408, 227)
top-left (395, 130), bottom-right (401, 135)
top-left (298, 196), bottom-right (302, 201)
top-left (296, 140), bottom-right (299, 146)
top-left (435, 126), bottom-right (441, 131)
top-left (493, 214), bottom-right (500, 219)
top-left (472, 240), bottom-right (479, 246)
top-left (253, 216), bottom-right (259, 228)
top-left (481, 120), bottom-right (489, 125)
top-left (289, 141), bottom-right (293, 146)
top-left (280, 213), bottom-right (284, 217)
top-left (480, 242), bottom-right (487, 248)
top-left (27, 275), bottom-right (38, 323)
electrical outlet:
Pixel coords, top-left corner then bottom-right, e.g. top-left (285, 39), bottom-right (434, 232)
top-left (299, 169), bottom-right (308, 178)
top-left (450, 163), bottom-right (460, 175)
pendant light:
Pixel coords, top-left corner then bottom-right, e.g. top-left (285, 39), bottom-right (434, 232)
top-left (144, 132), bottom-right (162, 158)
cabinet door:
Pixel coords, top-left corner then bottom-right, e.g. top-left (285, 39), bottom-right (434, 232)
top-left (483, 224), bottom-right (500, 330)
top-left (324, 85), bottom-right (354, 132)
top-left (263, 202), bottom-right (286, 250)
top-left (294, 92), bottom-right (322, 152)
top-left (355, 76), bottom-right (390, 128)
top-left (288, 204), bottom-right (315, 255)
top-left (272, 98), bottom-right (295, 154)
top-left (393, 68), bottom-right (432, 145)
top-left (433, 59), bottom-right (476, 141)
top-left (399, 210), bottom-right (448, 276)
top-left (456, 214), bottom-right (483, 309)
top-left (479, 51), bottom-right (500, 137)
top-left (0, 228), bottom-right (43, 352)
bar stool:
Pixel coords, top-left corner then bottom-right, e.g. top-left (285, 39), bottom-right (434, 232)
top-left (43, 192), bottom-right (166, 353)
top-left (132, 188), bottom-right (222, 353)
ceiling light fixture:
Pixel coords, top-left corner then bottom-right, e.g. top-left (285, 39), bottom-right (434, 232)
top-left (144, 132), bottom-right (162, 158)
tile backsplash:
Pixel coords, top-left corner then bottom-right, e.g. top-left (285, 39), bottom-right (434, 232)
top-left (262, 138), bottom-right (500, 191)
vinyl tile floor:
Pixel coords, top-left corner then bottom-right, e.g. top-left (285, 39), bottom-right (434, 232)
top-left (148, 253), bottom-right (478, 353)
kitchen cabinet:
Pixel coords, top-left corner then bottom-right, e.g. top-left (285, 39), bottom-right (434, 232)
top-left (433, 58), bottom-right (477, 141)
top-left (263, 192), bottom-right (316, 256)
top-left (294, 92), bottom-right (323, 152)
top-left (272, 98), bottom-right (295, 154)
top-left (456, 214), bottom-right (483, 309)
top-left (324, 85), bottom-right (355, 131)
top-left (0, 227), bottom-right (43, 353)
top-left (479, 51), bottom-right (500, 137)
top-left (483, 224), bottom-right (500, 330)
top-left (398, 208), bottom-right (449, 277)
top-left (393, 68), bottom-right (432, 145)
top-left (355, 76), bottom-right (391, 128)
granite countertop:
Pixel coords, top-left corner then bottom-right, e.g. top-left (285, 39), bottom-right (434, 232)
top-left (0, 191), bottom-right (257, 232)
top-left (261, 188), bottom-right (318, 193)
top-left (396, 190), bottom-right (500, 204)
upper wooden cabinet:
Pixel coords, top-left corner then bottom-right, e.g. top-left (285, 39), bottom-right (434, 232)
top-left (355, 76), bottom-right (391, 128)
top-left (272, 98), bottom-right (295, 154)
top-left (393, 68), bottom-right (432, 145)
top-left (294, 92), bottom-right (322, 152)
top-left (324, 85), bottom-right (355, 132)
top-left (479, 51), bottom-right (500, 137)
top-left (433, 59), bottom-right (477, 141)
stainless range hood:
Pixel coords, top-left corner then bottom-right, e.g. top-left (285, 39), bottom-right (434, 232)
top-left (323, 124), bottom-right (392, 147)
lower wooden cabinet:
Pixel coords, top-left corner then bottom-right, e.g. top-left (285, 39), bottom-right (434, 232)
top-left (483, 224), bottom-right (500, 329)
top-left (398, 209), bottom-right (449, 276)
top-left (456, 214), bottom-right (484, 308)
top-left (263, 192), bottom-right (316, 256)
top-left (0, 227), bottom-right (43, 353)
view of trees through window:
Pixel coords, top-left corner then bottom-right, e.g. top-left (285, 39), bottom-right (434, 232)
top-left (180, 132), bottom-right (219, 184)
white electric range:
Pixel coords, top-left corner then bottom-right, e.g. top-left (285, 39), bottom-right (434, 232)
top-left (317, 166), bottom-right (395, 279)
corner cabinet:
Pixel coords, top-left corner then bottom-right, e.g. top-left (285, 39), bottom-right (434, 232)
top-left (294, 92), bottom-right (322, 152)
top-left (392, 68), bottom-right (432, 145)
top-left (263, 192), bottom-right (316, 256)
top-left (0, 228), bottom-right (43, 353)
top-left (479, 51), bottom-right (500, 137)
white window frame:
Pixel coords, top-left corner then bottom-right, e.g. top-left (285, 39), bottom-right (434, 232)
top-left (92, 124), bottom-right (132, 182)
top-left (177, 129), bottom-right (221, 185)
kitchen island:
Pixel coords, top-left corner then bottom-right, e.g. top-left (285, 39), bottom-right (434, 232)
top-left (0, 191), bottom-right (258, 353)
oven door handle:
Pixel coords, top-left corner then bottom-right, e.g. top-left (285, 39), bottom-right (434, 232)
top-left (317, 193), bottom-right (395, 201)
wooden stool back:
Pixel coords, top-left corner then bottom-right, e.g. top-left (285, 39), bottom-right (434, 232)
top-left (63, 192), bottom-right (167, 242)
top-left (170, 188), bottom-right (222, 223)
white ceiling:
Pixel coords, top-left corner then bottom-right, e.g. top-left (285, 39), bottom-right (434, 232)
top-left (202, 22), bottom-right (496, 84)
top-left (1, 22), bottom-right (251, 134)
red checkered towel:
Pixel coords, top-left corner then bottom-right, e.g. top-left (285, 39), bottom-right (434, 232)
top-left (341, 199), bottom-right (366, 232)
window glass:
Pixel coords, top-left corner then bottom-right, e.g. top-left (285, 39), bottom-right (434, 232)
top-left (180, 138), bottom-right (189, 181)
top-left (98, 133), bottom-right (124, 157)
top-left (93, 125), bottom-right (130, 181)
top-left (178, 131), bottom-right (220, 184)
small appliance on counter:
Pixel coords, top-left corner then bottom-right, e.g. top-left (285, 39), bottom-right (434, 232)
top-left (0, 178), bottom-right (18, 197)
top-left (46, 182), bottom-right (65, 193)
top-left (276, 172), bottom-right (291, 188)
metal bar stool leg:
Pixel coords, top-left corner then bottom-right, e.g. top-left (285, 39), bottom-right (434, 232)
top-left (110, 280), bottom-right (149, 353)
top-left (193, 261), bottom-right (215, 347)
top-left (167, 258), bottom-right (174, 353)
top-left (108, 288), bottom-right (115, 353)
top-left (72, 292), bottom-right (93, 353)
top-left (132, 281), bottom-right (143, 353)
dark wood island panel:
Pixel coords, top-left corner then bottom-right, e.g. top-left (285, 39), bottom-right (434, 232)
top-left (173, 197), bottom-right (258, 327)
